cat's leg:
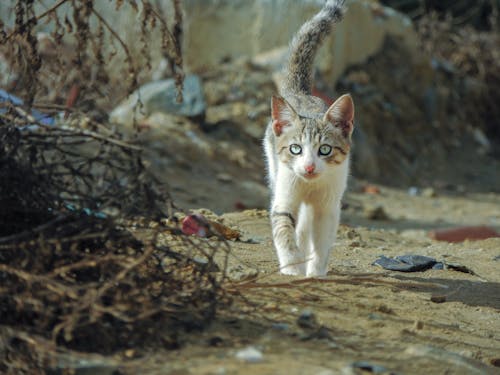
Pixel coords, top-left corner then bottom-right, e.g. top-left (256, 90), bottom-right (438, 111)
top-left (306, 199), bottom-right (340, 277)
top-left (270, 172), bottom-right (305, 275)
top-left (296, 203), bottom-right (313, 269)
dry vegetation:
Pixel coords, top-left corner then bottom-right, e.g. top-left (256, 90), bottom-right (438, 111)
top-left (0, 1), bottom-right (231, 373)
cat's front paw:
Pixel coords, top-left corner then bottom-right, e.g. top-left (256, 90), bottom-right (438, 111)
top-left (280, 264), bottom-right (306, 276)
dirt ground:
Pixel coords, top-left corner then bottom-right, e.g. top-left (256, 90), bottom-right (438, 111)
top-left (118, 51), bottom-right (500, 374)
top-left (118, 182), bottom-right (499, 375)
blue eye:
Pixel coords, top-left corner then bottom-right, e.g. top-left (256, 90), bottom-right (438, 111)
top-left (318, 144), bottom-right (332, 156)
top-left (289, 144), bottom-right (302, 155)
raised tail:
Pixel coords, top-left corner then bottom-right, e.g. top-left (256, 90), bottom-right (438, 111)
top-left (282, 0), bottom-right (345, 95)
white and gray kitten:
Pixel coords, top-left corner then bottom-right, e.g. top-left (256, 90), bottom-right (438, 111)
top-left (263, 0), bottom-right (354, 277)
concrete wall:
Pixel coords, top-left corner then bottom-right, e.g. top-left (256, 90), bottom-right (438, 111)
top-left (0, 0), bottom-right (417, 83)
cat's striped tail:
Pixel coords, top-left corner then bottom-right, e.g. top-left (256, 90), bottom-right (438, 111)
top-left (282, 0), bottom-right (345, 95)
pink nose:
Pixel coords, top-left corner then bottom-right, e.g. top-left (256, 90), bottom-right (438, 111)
top-left (305, 164), bottom-right (315, 174)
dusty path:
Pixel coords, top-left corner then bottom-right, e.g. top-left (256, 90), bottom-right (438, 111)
top-left (127, 186), bottom-right (500, 375)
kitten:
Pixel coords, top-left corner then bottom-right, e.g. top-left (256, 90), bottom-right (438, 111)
top-left (263, 0), bottom-right (354, 277)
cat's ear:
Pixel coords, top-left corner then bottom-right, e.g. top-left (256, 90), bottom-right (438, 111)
top-left (271, 95), bottom-right (297, 136)
top-left (324, 94), bottom-right (354, 137)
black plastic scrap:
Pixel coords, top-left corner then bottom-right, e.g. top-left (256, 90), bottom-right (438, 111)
top-left (372, 255), bottom-right (444, 272)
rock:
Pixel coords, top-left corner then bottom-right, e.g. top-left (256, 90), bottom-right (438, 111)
top-left (216, 173), bottom-right (233, 183)
top-left (110, 74), bottom-right (205, 127)
top-left (297, 309), bottom-right (318, 329)
top-left (235, 346), bottom-right (263, 363)
top-left (228, 264), bottom-right (259, 281)
top-left (429, 226), bottom-right (500, 243)
top-left (364, 205), bottom-right (390, 221)
top-left (430, 295), bottom-right (447, 303)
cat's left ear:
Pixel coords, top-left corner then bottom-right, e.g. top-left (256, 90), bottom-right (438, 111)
top-left (324, 94), bottom-right (354, 138)
top-left (271, 95), bottom-right (297, 136)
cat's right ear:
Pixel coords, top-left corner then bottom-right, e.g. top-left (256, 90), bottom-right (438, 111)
top-left (271, 96), bottom-right (296, 136)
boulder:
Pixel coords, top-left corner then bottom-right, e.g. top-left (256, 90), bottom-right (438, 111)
top-left (109, 74), bottom-right (205, 127)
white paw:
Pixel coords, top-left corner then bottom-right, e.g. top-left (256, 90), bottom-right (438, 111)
top-left (306, 267), bottom-right (328, 278)
top-left (280, 265), bottom-right (306, 276)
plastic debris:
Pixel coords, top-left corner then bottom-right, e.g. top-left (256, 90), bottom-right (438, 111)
top-left (373, 255), bottom-right (442, 272)
top-left (0, 89), bottom-right (55, 128)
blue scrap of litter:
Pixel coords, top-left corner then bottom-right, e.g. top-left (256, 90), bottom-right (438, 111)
top-left (0, 89), bottom-right (55, 127)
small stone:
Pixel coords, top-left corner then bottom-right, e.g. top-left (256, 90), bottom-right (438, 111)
top-left (235, 346), bottom-right (263, 363)
top-left (297, 309), bottom-right (318, 329)
top-left (422, 187), bottom-right (437, 198)
top-left (216, 173), bottom-right (232, 183)
top-left (430, 295), bottom-right (446, 303)
top-left (364, 205), bottom-right (390, 220)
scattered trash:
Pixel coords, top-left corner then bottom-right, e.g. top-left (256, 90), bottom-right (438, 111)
top-left (429, 226), bottom-right (500, 242)
top-left (235, 346), bottom-right (263, 363)
top-left (0, 89), bottom-right (55, 127)
top-left (372, 255), bottom-right (482, 278)
top-left (372, 255), bottom-right (441, 272)
top-left (181, 213), bottom-right (240, 240)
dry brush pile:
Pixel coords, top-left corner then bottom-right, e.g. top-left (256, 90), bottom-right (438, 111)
top-left (0, 1), bottom-right (229, 373)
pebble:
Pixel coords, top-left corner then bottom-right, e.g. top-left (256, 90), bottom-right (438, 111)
top-left (430, 294), bottom-right (447, 303)
top-left (235, 346), bottom-right (263, 363)
top-left (363, 205), bottom-right (390, 221)
top-left (216, 173), bottom-right (233, 183)
top-left (297, 309), bottom-right (318, 329)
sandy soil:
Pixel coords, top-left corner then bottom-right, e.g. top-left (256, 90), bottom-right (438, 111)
top-left (116, 183), bottom-right (500, 375)
top-left (119, 53), bottom-right (500, 374)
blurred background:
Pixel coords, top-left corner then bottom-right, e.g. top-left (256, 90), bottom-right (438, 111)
top-left (0, 0), bottom-right (498, 213)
